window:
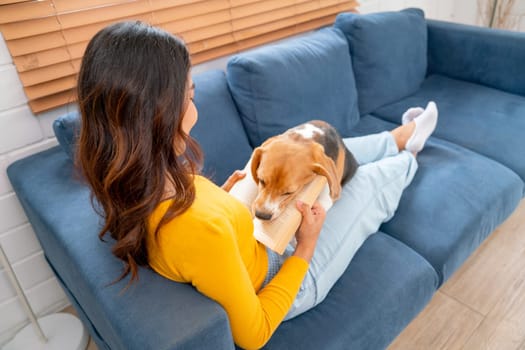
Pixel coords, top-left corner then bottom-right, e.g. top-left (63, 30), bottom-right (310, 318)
top-left (0, 0), bottom-right (357, 114)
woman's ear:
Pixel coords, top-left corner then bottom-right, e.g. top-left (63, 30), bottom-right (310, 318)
top-left (311, 143), bottom-right (341, 200)
top-left (250, 147), bottom-right (263, 184)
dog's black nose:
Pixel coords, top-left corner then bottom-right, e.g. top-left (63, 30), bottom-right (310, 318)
top-left (255, 210), bottom-right (273, 221)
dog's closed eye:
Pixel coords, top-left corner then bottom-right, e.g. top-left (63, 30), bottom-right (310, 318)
top-left (282, 187), bottom-right (299, 196)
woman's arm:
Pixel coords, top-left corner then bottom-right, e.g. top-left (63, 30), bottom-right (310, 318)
top-left (180, 217), bottom-right (308, 349)
top-left (221, 170), bottom-right (246, 192)
top-left (293, 201), bottom-right (326, 262)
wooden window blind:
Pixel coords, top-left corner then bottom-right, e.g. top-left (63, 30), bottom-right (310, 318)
top-left (0, 0), bottom-right (358, 114)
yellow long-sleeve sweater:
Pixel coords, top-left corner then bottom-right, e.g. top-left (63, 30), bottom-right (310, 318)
top-left (147, 175), bottom-right (309, 349)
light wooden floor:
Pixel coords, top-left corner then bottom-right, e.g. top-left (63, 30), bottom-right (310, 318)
top-left (389, 199), bottom-right (525, 350)
top-left (64, 199), bottom-right (525, 350)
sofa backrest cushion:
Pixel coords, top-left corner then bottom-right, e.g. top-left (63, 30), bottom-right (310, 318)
top-left (226, 27), bottom-right (360, 147)
top-left (335, 8), bottom-right (427, 115)
top-left (52, 70), bottom-right (252, 185)
top-left (191, 70), bottom-right (253, 185)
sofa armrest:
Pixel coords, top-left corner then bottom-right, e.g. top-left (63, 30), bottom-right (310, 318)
top-left (7, 147), bottom-right (235, 350)
top-left (427, 19), bottom-right (525, 97)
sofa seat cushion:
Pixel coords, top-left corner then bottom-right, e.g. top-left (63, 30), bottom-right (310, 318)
top-left (265, 232), bottom-right (438, 350)
top-left (7, 147), bottom-right (234, 350)
top-left (191, 70), bottom-right (253, 185)
top-left (334, 8), bottom-right (427, 115)
top-left (348, 115), bottom-right (523, 284)
top-left (227, 27), bottom-right (360, 147)
top-left (372, 74), bottom-right (525, 183)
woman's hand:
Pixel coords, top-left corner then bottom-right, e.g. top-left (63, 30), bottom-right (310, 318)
top-left (293, 201), bottom-right (326, 262)
top-left (221, 170), bottom-right (246, 192)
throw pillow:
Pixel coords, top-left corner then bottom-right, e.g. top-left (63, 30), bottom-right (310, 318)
top-left (334, 8), bottom-right (428, 115)
top-left (227, 27), bottom-right (360, 147)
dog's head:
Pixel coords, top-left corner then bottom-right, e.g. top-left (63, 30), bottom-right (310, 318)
top-left (250, 136), bottom-right (340, 221)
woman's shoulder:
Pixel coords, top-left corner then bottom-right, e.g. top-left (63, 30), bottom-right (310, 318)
top-left (153, 176), bottom-right (242, 232)
top-left (149, 173), bottom-right (254, 254)
top-left (193, 174), bottom-right (225, 195)
top-left (194, 175), bottom-right (249, 217)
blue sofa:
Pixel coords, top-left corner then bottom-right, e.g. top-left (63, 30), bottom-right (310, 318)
top-left (7, 8), bottom-right (525, 350)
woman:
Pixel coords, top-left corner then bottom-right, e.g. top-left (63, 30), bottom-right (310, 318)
top-left (77, 21), bottom-right (437, 349)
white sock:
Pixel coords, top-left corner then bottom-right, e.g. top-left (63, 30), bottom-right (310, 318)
top-left (402, 107), bottom-right (424, 125)
top-left (405, 101), bottom-right (438, 153)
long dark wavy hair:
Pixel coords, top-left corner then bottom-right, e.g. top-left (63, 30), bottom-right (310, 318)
top-left (77, 21), bottom-right (202, 284)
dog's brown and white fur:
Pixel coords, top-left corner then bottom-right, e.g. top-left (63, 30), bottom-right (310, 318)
top-left (250, 120), bottom-right (358, 221)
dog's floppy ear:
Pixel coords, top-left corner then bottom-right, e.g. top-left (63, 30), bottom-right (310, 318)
top-left (250, 147), bottom-right (263, 184)
top-left (311, 143), bottom-right (341, 200)
top-left (250, 136), bottom-right (278, 184)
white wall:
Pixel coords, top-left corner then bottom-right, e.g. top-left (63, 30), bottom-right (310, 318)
top-left (359, 0), bottom-right (525, 30)
top-left (1, 0), bottom-right (524, 345)
top-left (0, 30), bottom-right (78, 344)
top-left (358, 0), bottom-right (454, 20)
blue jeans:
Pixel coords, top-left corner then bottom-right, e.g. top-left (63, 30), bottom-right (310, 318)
top-left (264, 131), bottom-right (419, 320)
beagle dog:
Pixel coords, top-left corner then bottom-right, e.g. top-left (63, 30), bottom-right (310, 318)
top-left (251, 120), bottom-right (358, 221)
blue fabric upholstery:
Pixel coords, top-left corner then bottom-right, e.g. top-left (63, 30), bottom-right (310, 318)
top-left (227, 27), bottom-right (360, 147)
top-left (348, 116), bottom-right (524, 283)
top-left (372, 74), bottom-right (525, 183)
top-left (53, 111), bottom-right (80, 161)
top-left (191, 70), bottom-right (252, 185)
top-left (428, 19), bottom-right (525, 97)
top-left (7, 147), bottom-right (234, 350)
top-left (334, 8), bottom-right (427, 115)
top-left (266, 232), bottom-right (437, 350)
